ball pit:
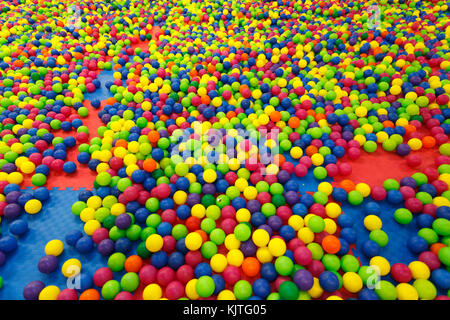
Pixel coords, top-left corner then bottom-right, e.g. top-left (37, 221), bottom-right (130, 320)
top-left (0, 0), bottom-right (447, 302)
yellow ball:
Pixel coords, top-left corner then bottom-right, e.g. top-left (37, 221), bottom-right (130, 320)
top-left (236, 208), bottom-right (251, 223)
top-left (298, 227), bottom-right (314, 244)
top-left (243, 186), bottom-right (257, 200)
top-left (7, 172), bottom-right (23, 184)
top-left (308, 277), bottom-right (323, 299)
top-left (311, 153), bottom-right (324, 166)
top-left (45, 239), bottom-right (64, 256)
top-left (325, 202), bottom-right (341, 218)
top-left (80, 207), bottom-right (95, 222)
top-left (39, 286), bottom-right (61, 300)
top-left (252, 229), bottom-right (270, 247)
top-left (342, 272), bottom-right (363, 293)
top-left (355, 183), bottom-right (371, 197)
top-left (265, 163), bottom-right (279, 175)
top-left (370, 256), bottom-right (390, 276)
top-left (224, 234), bottom-right (241, 250)
top-left (24, 199), bottom-right (42, 214)
top-left (327, 295), bottom-right (343, 300)
top-left (185, 232), bottom-right (203, 251)
top-left (217, 289), bottom-right (236, 300)
top-left (318, 182), bottom-right (333, 195)
top-left (61, 258), bottom-right (81, 277)
top-left (364, 215), bottom-right (382, 231)
top-left (355, 106), bottom-right (367, 117)
top-left (84, 219), bottom-right (101, 236)
top-left (227, 249), bottom-right (244, 267)
top-left (173, 190), bottom-right (187, 205)
top-left (111, 203), bottom-right (126, 216)
top-left (191, 204), bottom-right (206, 219)
top-left (203, 169), bottom-right (217, 183)
top-left (210, 254), bottom-right (228, 273)
top-left (145, 234), bottom-right (164, 252)
top-left (288, 215), bottom-right (304, 231)
top-left (290, 146), bottom-right (303, 159)
top-left (323, 218), bottom-right (337, 235)
top-left (185, 279), bottom-right (199, 300)
top-left (256, 247), bottom-right (273, 263)
top-left (142, 284), bottom-right (162, 300)
top-left (396, 283), bottom-right (419, 300)
top-left (20, 161), bottom-right (35, 174)
top-left (268, 238), bottom-right (286, 257)
top-left (408, 138), bottom-right (422, 151)
top-left (409, 261), bottom-right (430, 279)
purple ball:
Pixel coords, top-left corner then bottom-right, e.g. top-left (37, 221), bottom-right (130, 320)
top-left (159, 130), bottom-right (169, 138)
top-left (202, 184), bottom-right (216, 195)
top-left (400, 177), bottom-right (417, 189)
top-left (0, 251), bottom-right (5, 266)
top-left (342, 131), bottom-right (354, 141)
top-left (115, 213), bottom-right (132, 230)
top-left (258, 224), bottom-right (273, 238)
top-left (285, 191), bottom-right (299, 205)
top-left (246, 199), bottom-right (261, 213)
top-left (186, 193), bottom-right (201, 207)
top-left (6, 191), bottom-right (22, 204)
top-left (38, 255), bottom-right (58, 274)
top-left (2, 163), bottom-right (17, 174)
top-left (240, 239), bottom-right (257, 257)
top-left (3, 203), bottom-right (22, 220)
top-left (396, 143), bottom-right (411, 156)
top-left (97, 239), bottom-right (115, 256)
top-left (277, 170), bottom-right (290, 184)
top-left (23, 280), bottom-right (46, 300)
top-left (293, 269), bottom-right (314, 291)
top-left (267, 215), bottom-right (282, 231)
top-left (16, 128), bottom-right (28, 136)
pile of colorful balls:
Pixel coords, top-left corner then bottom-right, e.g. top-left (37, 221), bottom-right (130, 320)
top-left (0, 0), bottom-right (449, 300)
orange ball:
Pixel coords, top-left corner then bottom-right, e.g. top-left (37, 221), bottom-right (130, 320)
top-left (322, 235), bottom-right (341, 254)
top-left (242, 257), bottom-right (261, 277)
top-left (124, 255), bottom-right (143, 273)
top-left (79, 289), bottom-right (100, 300)
top-left (340, 179), bottom-right (356, 192)
top-left (270, 111), bottom-right (281, 122)
top-left (143, 158), bottom-right (157, 172)
top-left (305, 145), bottom-right (318, 156)
top-left (430, 243), bottom-right (446, 256)
top-left (422, 136), bottom-right (436, 148)
top-left (147, 131), bottom-right (160, 144)
top-left (195, 230), bottom-right (208, 243)
top-left (288, 117), bottom-right (301, 128)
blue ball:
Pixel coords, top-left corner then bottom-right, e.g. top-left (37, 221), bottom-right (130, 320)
top-left (78, 190), bottom-right (93, 202)
top-left (194, 262), bottom-right (212, 278)
top-left (407, 236), bottom-right (428, 254)
top-left (252, 278), bottom-right (271, 298)
top-left (260, 263), bottom-right (277, 282)
top-left (250, 212), bottom-right (266, 227)
top-left (431, 269), bottom-right (450, 290)
top-left (337, 238), bottom-right (350, 255)
top-left (17, 193), bottom-right (34, 207)
top-left (3, 184), bottom-right (20, 194)
top-left (337, 214), bottom-right (353, 228)
top-left (319, 271), bottom-right (340, 292)
top-left (386, 190), bottom-right (403, 204)
top-left (77, 152), bottom-right (90, 164)
top-left (435, 206), bottom-right (450, 220)
top-left (340, 227), bottom-right (357, 244)
top-left (9, 220), bottom-right (29, 236)
top-left (65, 230), bottom-right (83, 247)
top-left (358, 288), bottom-right (379, 300)
top-left (364, 202), bottom-right (381, 216)
top-left (33, 187), bottom-right (50, 201)
top-left (362, 240), bottom-right (380, 258)
top-left (150, 251), bottom-right (168, 269)
top-left (0, 235), bottom-right (18, 253)
top-left (115, 237), bottom-right (132, 254)
top-left (62, 161), bottom-right (77, 174)
top-left (135, 208), bottom-right (150, 225)
top-left (279, 225), bottom-right (295, 241)
top-left (331, 187), bottom-right (348, 202)
top-left (417, 214), bottom-right (434, 229)
top-left (75, 236), bottom-right (94, 253)
top-left (212, 274), bottom-right (225, 295)
top-left (168, 252), bottom-right (184, 270)
top-left (156, 222), bottom-right (172, 237)
top-left (76, 272), bottom-right (93, 292)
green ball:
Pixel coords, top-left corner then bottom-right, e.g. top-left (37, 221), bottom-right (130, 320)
top-left (308, 215), bottom-right (325, 233)
top-left (313, 191), bottom-right (328, 205)
top-left (234, 223), bottom-right (251, 241)
top-left (196, 276), bottom-right (215, 298)
top-left (417, 228), bottom-right (439, 245)
top-left (374, 280), bottom-right (397, 300)
top-left (274, 256), bottom-right (294, 276)
top-left (200, 241), bottom-right (218, 259)
top-left (136, 242), bottom-right (151, 259)
top-left (413, 279), bottom-right (437, 300)
top-left (298, 291), bottom-right (311, 300)
top-left (439, 143), bottom-right (450, 156)
top-left (31, 173), bottom-right (47, 186)
top-left (71, 201), bottom-right (87, 216)
top-left (126, 225), bottom-right (142, 241)
top-left (146, 213), bottom-right (161, 228)
top-left (348, 190), bottom-right (363, 205)
top-left (411, 172), bottom-right (428, 186)
top-left (279, 281), bottom-right (299, 300)
top-left (438, 246), bottom-right (450, 266)
top-left (172, 224), bottom-right (188, 240)
top-left (363, 140), bottom-right (377, 153)
top-left (321, 254), bottom-right (341, 272)
top-left (382, 139), bottom-right (397, 152)
top-left (96, 172), bottom-right (112, 186)
top-left (108, 252), bottom-right (126, 272)
top-left (394, 208), bottom-right (413, 224)
top-left (432, 218), bottom-right (450, 236)
top-left (313, 166), bottom-right (327, 180)
top-left (341, 255), bottom-right (360, 273)
top-left (78, 107), bottom-right (89, 117)
top-left (261, 203), bottom-right (276, 217)
top-left (233, 280), bottom-right (252, 300)
top-left (369, 230), bottom-right (389, 247)
top-left (383, 178), bottom-right (400, 191)
top-left (307, 242), bottom-right (324, 260)
top-left (210, 228), bottom-right (226, 245)
top-left (101, 280), bottom-right (121, 300)
top-left (120, 272), bottom-right (140, 292)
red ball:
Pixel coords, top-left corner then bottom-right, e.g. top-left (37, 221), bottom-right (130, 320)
top-left (162, 235), bottom-right (176, 253)
top-left (139, 265), bottom-right (157, 285)
top-left (165, 281), bottom-right (184, 300)
top-left (306, 260), bottom-right (325, 278)
top-left (93, 267), bottom-right (113, 287)
top-left (294, 246), bottom-right (312, 266)
top-left (221, 206), bottom-right (236, 219)
top-left (57, 288), bottom-right (78, 300)
top-left (294, 164), bottom-right (308, 177)
top-left (418, 251), bottom-right (441, 270)
top-left (406, 154), bottom-right (422, 167)
top-left (220, 218), bottom-right (237, 235)
top-left (176, 265), bottom-right (194, 284)
top-left (156, 267), bottom-right (175, 286)
top-left (404, 197), bottom-right (423, 214)
top-left (114, 292), bottom-right (134, 300)
top-left (185, 251), bottom-right (202, 267)
top-left (338, 162), bottom-right (352, 176)
top-left (223, 266), bottom-right (241, 285)
top-left (371, 186), bottom-right (387, 201)
top-left (391, 263), bottom-right (412, 283)
top-left (92, 228), bottom-right (109, 244)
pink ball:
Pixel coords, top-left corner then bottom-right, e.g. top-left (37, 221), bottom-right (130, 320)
top-left (281, 161), bottom-right (294, 174)
top-left (165, 281), bottom-right (185, 300)
top-left (93, 267), bottom-right (113, 287)
top-left (348, 147), bottom-right (361, 160)
top-left (114, 292), bottom-right (134, 300)
top-left (220, 218), bottom-right (237, 235)
top-left (161, 209), bottom-right (177, 224)
top-left (423, 204), bottom-right (437, 217)
top-left (391, 263), bottom-right (412, 283)
top-left (399, 186), bottom-right (416, 200)
top-left (325, 164), bottom-right (339, 177)
top-left (338, 162), bottom-right (352, 176)
top-left (406, 154), bottom-right (422, 167)
top-left (138, 265), bottom-right (157, 285)
top-left (92, 228), bottom-right (109, 244)
top-left (276, 206), bottom-right (292, 222)
top-left (432, 180), bottom-right (447, 195)
top-left (162, 235), bottom-right (176, 253)
top-left (435, 155), bottom-right (450, 166)
top-left (404, 198), bottom-right (423, 214)
top-left (294, 164), bottom-right (308, 177)
top-left (288, 238), bottom-right (304, 252)
top-left (310, 204), bottom-right (326, 218)
top-left (423, 167), bottom-right (439, 182)
top-left (274, 276), bottom-right (290, 291)
top-left (299, 156), bottom-right (312, 168)
top-left (435, 296), bottom-right (450, 300)
top-left (185, 251), bottom-right (202, 267)
top-left (418, 251), bottom-right (441, 270)
top-left (371, 186), bottom-right (387, 201)
top-left (156, 267), bottom-right (175, 287)
top-left (176, 265), bottom-right (194, 284)
top-left (57, 288), bottom-right (78, 300)
top-left (223, 266), bottom-right (241, 285)
top-left (123, 186), bottom-right (138, 201)
top-left (221, 206), bottom-right (236, 219)
top-left (306, 260), bottom-right (325, 278)
top-left (294, 246), bottom-right (312, 266)
top-left (264, 174), bottom-right (278, 185)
